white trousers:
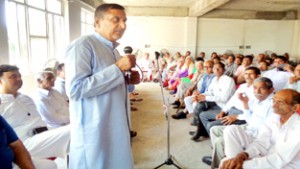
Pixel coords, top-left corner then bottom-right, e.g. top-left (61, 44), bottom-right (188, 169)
top-left (223, 125), bottom-right (254, 158)
top-left (184, 96), bottom-right (197, 114)
top-left (13, 158), bottom-right (57, 169)
top-left (24, 125), bottom-right (70, 159)
top-left (210, 125), bottom-right (226, 169)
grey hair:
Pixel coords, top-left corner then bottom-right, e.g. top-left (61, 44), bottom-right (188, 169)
top-left (253, 77), bottom-right (273, 89)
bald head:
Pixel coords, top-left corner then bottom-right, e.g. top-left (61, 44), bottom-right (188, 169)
top-left (273, 89), bottom-right (300, 119)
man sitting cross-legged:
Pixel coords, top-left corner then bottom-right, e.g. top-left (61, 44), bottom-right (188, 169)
top-left (0, 64), bottom-right (70, 167)
top-left (220, 89), bottom-right (300, 169)
top-left (206, 77), bottom-right (275, 168)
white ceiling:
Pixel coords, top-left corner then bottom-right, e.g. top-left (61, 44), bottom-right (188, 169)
top-left (82, 0), bottom-right (300, 19)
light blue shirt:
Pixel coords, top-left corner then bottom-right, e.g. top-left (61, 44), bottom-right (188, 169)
top-left (65, 32), bottom-right (133, 169)
top-left (34, 88), bottom-right (70, 129)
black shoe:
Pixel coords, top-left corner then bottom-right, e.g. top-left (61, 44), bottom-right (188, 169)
top-left (130, 130), bottom-right (137, 138)
top-left (171, 100), bottom-right (180, 106)
top-left (173, 105), bottom-right (185, 109)
top-left (189, 131), bottom-right (195, 135)
top-left (171, 111), bottom-right (187, 119)
top-left (202, 156), bottom-right (212, 166)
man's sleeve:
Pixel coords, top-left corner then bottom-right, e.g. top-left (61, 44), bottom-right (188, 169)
top-left (0, 116), bottom-right (18, 144)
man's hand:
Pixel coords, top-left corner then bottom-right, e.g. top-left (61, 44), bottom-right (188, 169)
top-left (194, 93), bottom-right (205, 102)
top-left (220, 152), bottom-right (248, 169)
top-left (115, 55), bottom-right (136, 72)
top-left (126, 70), bottom-right (141, 85)
top-left (185, 88), bottom-right (194, 97)
top-left (289, 76), bottom-right (300, 84)
top-left (216, 111), bottom-right (226, 120)
top-left (221, 115), bottom-right (238, 125)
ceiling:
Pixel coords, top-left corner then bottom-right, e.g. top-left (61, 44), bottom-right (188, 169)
top-left (81, 0), bottom-right (300, 20)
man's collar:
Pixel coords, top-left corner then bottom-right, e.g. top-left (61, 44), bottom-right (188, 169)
top-left (93, 32), bottom-right (119, 49)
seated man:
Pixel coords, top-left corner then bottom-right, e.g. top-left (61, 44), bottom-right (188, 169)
top-left (172, 60), bottom-right (215, 120)
top-left (0, 115), bottom-right (56, 169)
top-left (190, 62), bottom-right (236, 141)
top-left (0, 114), bottom-right (35, 169)
top-left (221, 89), bottom-right (300, 169)
top-left (200, 66), bottom-right (261, 136)
top-left (34, 71), bottom-right (70, 128)
top-left (0, 65), bottom-right (70, 162)
top-left (203, 77), bottom-right (275, 169)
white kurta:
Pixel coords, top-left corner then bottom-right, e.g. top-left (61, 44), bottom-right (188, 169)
top-left (34, 88), bottom-right (70, 128)
top-left (65, 32), bottom-right (133, 169)
top-left (0, 93), bottom-right (70, 159)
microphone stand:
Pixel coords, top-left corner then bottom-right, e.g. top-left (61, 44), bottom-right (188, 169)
top-left (153, 52), bottom-right (181, 169)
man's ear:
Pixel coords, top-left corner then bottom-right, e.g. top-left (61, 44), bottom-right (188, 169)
top-left (292, 104), bottom-right (300, 112)
top-left (94, 17), bottom-right (102, 28)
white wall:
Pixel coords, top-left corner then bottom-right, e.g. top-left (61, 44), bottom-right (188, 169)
top-left (118, 16), bottom-right (195, 59)
top-left (196, 18), bottom-right (296, 58)
top-left (119, 17), bottom-right (299, 60)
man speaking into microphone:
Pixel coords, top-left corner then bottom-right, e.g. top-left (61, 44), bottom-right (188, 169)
top-left (65, 3), bottom-right (140, 169)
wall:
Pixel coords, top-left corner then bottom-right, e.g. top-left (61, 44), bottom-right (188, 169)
top-left (196, 18), bottom-right (296, 58)
top-left (118, 16), bottom-right (194, 59)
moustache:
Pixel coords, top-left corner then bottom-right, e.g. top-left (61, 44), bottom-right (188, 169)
top-left (255, 94), bottom-right (263, 97)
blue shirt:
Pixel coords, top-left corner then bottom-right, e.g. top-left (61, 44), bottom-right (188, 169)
top-left (0, 115), bottom-right (18, 169)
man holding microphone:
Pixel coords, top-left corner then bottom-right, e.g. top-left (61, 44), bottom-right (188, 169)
top-left (65, 3), bottom-right (140, 169)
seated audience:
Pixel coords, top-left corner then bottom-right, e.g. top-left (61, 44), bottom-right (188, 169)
top-left (220, 89), bottom-right (300, 169)
top-left (172, 60), bottom-right (215, 119)
top-left (34, 71), bottom-right (70, 128)
top-left (204, 77), bottom-right (274, 169)
top-left (200, 67), bottom-right (261, 135)
top-left (0, 65), bottom-right (70, 163)
top-left (190, 62), bottom-right (235, 141)
top-left (167, 56), bottom-right (195, 91)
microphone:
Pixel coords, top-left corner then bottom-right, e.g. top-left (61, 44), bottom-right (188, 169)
top-left (123, 46), bottom-right (134, 79)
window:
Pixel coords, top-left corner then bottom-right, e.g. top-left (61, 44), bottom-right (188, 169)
top-left (81, 8), bottom-right (94, 35)
top-left (5, 0), bottom-right (65, 73)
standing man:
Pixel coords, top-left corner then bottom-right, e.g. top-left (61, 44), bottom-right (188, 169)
top-left (65, 3), bottom-right (140, 169)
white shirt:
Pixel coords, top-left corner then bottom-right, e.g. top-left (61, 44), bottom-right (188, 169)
top-left (239, 93), bottom-right (275, 137)
top-left (204, 74), bottom-right (236, 109)
top-left (263, 68), bottom-right (291, 92)
top-left (54, 76), bottom-right (69, 102)
top-left (244, 113), bottom-right (300, 169)
top-left (34, 88), bottom-right (70, 128)
top-left (0, 93), bottom-right (46, 140)
top-left (222, 83), bottom-right (255, 113)
top-left (285, 77), bottom-right (300, 92)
